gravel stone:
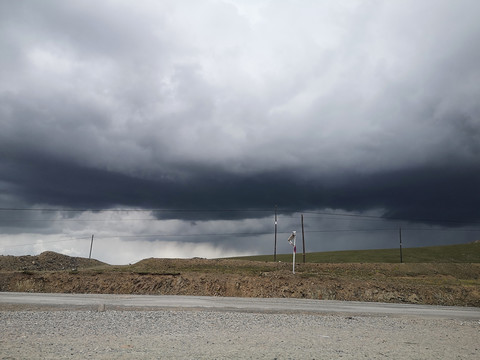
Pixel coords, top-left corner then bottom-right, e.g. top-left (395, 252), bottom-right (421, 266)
top-left (1, 309), bottom-right (479, 359)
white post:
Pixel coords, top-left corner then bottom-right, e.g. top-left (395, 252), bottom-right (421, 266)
top-left (293, 234), bottom-right (296, 274)
top-left (288, 231), bottom-right (297, 274)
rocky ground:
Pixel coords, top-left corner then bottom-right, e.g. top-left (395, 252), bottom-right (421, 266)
top-left (2, 309), bottom-right (479, 359)
top-left (1, 251), bottom-right (479, 306)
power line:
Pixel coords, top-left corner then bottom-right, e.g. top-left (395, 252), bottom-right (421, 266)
top-left (4, 226), bottom-right (480, 250)
top-left (2, 216), bottom-right (479, 227)
top-left (399, 227), bottom-right (480, 232)
top-left (0, 218), bottom-right (164, 223)
top-left (0, 207), bottom-right (273, 213)
top-left (306, 228), bottom-right (397, 233)
top-left (1, 207), bottom-right (478, 226)
top-left (1, 236), bottom-right (92, 249)
top-left (302, 210), bottom-right (480, 225)
top-left (98, 231), bottom-right (277, 239)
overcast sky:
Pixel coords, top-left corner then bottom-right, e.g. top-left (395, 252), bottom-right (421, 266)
top-left (1, 0), bottom-right (479, 264)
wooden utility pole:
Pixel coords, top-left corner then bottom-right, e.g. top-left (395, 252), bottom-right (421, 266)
top-left (274, 205), bottom-right (277, 262)
top-left (399, 227), bottom-right (403, 263)
top-left (89, 234), bottom-right (94, 260)
top-left (301, 214), bottom-right (306, 263)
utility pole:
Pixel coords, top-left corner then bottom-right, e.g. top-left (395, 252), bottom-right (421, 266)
top-left (399, 227), bottom-right (403, 263)
top-left (89, 234), bottom-right (94, 260)
top-left (301, 214), bottom-right (306, 263)
top-left (274, 205), bottom-right (277, 262)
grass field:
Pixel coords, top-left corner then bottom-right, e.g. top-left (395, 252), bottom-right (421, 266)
top-left (230, 241), bottom-right (480, 263)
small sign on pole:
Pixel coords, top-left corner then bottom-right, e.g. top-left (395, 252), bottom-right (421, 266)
top-left (287, 231), bottom-right (296, 274)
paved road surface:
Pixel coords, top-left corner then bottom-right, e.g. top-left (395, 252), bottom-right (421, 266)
top-left (1, 293), bottom-right (479, 359)
top-left (1, 292), bottom-right (479, 319)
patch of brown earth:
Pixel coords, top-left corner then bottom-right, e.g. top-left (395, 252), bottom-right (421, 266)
top-left (1, 253), bottom-right (479, 307)
top-left (0, 251), bottom-right (105, 271)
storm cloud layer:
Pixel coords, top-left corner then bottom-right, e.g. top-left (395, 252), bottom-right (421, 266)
top-left (1, 1), bottom-right (479, 261)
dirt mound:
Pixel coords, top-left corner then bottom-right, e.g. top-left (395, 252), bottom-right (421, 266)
top-left (0, 251), bottom-right (105, 271)
top-left (1, 253), bottom-right (479, 307)
top-left (1, 266), bottom-right (479, 307)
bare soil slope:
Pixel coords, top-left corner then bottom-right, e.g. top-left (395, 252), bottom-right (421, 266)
top-left (1, 253), bottom-right (479, 307)
top-left (0, 251), bottom-right (105, 271)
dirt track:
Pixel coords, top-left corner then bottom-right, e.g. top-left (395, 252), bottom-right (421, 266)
top-left (1, 252), bottom-right (479, 306)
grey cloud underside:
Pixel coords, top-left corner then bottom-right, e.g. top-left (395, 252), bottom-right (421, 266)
top-left (1, 0), bottom-right (480, 233)
top-left (3, 153), bottom-right (479, 226)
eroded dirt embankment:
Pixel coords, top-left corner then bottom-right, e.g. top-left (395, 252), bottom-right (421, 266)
top-left (2, 270), bottom-right (480, 306)
top-left (1, 252), bottom-right (479, 306)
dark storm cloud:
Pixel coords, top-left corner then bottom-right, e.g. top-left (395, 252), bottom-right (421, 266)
top-left (2, 148), bottom-right (479, 226)
top-left (1, 0), bottom-right (480, 243)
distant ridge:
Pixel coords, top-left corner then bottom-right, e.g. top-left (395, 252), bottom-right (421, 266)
top-left (231, 242), bottom-right (480, 263)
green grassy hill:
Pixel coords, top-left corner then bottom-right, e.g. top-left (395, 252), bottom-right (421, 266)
top-left (231, 241), bottom-right (480, 263)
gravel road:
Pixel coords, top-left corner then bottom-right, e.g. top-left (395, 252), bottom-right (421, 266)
top-left (2, 305), bottom-right (479, 359)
